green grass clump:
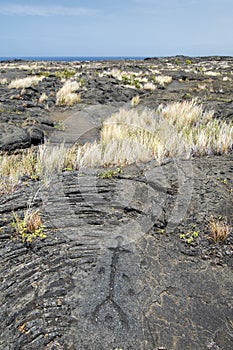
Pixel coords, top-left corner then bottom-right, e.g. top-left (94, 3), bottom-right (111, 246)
top-left (54, 69), bottom-right (76, 79)
top-left (98, 168), bottom-right (122, 179)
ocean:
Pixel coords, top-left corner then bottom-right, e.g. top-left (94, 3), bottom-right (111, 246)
top-left (0, 56), bottom-right (145, 62)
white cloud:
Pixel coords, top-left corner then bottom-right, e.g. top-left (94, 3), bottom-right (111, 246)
top-left (0, 4), bottom-right (99, 17)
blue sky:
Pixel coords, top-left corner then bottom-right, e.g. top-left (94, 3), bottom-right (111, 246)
top-left (0, 0), bottom-right (233, 57)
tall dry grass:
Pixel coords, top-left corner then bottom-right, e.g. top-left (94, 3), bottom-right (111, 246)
top-left (8, 76), bottom-right (44, 89)
top-left (1, 100), bottom-right (232, 195)
top-left (0, 144), bottom-right (75, 194)
top-left (73, 100), bottom-right (233, 167)
top-left (56, 80), bottom-right (81, 106)
top-left (154, 75), bottom-right (172, 86)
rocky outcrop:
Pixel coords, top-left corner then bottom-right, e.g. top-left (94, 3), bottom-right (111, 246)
top-left (0, 156), bottom-right (232, 350)
top-left (0, 123), bottom-right (31, 151)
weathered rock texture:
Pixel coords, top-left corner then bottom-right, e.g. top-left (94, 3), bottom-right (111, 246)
top-left (0, 156), bottom-right (232, 349)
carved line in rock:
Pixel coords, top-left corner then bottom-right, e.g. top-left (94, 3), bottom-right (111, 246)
top-left (92, 242), bottom-right (131, 329)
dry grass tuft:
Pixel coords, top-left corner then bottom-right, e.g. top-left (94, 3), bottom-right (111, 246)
top-left (208, 216), bottom-right (232, 243)
top-left (0, 144), bottom-right (76, 194)
top-left (39, 92), bottom-right (48, 103)
top-left (0, 78), bottom-right (8, 85)
top-left (56, 80), bottom-right (81, 106)
top-left (158, 99), bottom-right (214, 128)
top-left (0, 148), bottom-right (37, 193)
top-left (131, 95), bottom-right (140, 107)
top-left (144, 82), bottom-right (156, 91)
top-left (8, 76), bottom-right (44, 89)
top-left (155, 75), bottom-right (172, 86)
top-left (11, 209), bottom-right (46, 243)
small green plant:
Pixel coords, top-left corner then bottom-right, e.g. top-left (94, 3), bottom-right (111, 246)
top-left (79, 78), bottom-right (85, 86)
top-left (134, 79), bottom-right (141, 89)
top-left (54, 69), bottom-right (76, 80)
top-left (122, 75), bottom-right (132, 85)
top-left (180, 230), bottom-right (199, 244)
top-left (98, 168), bottom-right (122, 179)
top-left (37, 71), bottom-right (50, 78)
top-left (157, 228), bottom-right (166, 234)
top-left (175, 58), bottom-right (180, 65)
top-left (185, 59), bottom-right (192, 65)
top-left (11, 210), bottom-right (46, 243)
top-left (54, 121), bottom-right (65, 130)
top-left (217, 177), bottom-right (228, 185)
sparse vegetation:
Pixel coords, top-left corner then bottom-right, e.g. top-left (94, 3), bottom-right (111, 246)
top-left (180, 230), bottom-right (199, 244)
top-left (11, 209), bottom-right (46, 243)
top-left (1, 100), bottom-right (232, 194)
top-left (54, 69), bottom-right (76, 80)
top-left (143, 82), bottom-right (156, 90)
top-left (0, 148), bottom-right (38, 193)
top-left (204, 71), bottom-right (221, 77)
top-left (98, 168), bottom-right (122, 179)
top-left (208, 216), bottom-right (232, 243)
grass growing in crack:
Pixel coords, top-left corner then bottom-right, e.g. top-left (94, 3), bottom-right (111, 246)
top-left (98, 168), bottom-right (122, 179)
top-left (11, 209), bottom-right (46, 243)
top-left (180, 230), bottom-right (199, 244)
top-left (208, 216), bottom-right (232, 243)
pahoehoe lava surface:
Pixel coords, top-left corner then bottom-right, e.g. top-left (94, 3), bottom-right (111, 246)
top-left (0, 56), bottom-right (232, 349)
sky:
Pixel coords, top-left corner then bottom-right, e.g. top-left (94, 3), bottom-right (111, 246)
top-left (0, 0), bottom-right (233, 57)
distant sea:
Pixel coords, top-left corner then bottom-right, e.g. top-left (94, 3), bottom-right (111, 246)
top-left (0, 56), bottom-right (145, 62)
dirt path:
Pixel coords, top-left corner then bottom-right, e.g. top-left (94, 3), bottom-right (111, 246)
top-left (48, 104), bottom-right (127, 146)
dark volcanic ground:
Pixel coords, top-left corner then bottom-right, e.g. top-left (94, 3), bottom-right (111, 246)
top-left (0, 57), bottom-right (232, 350)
